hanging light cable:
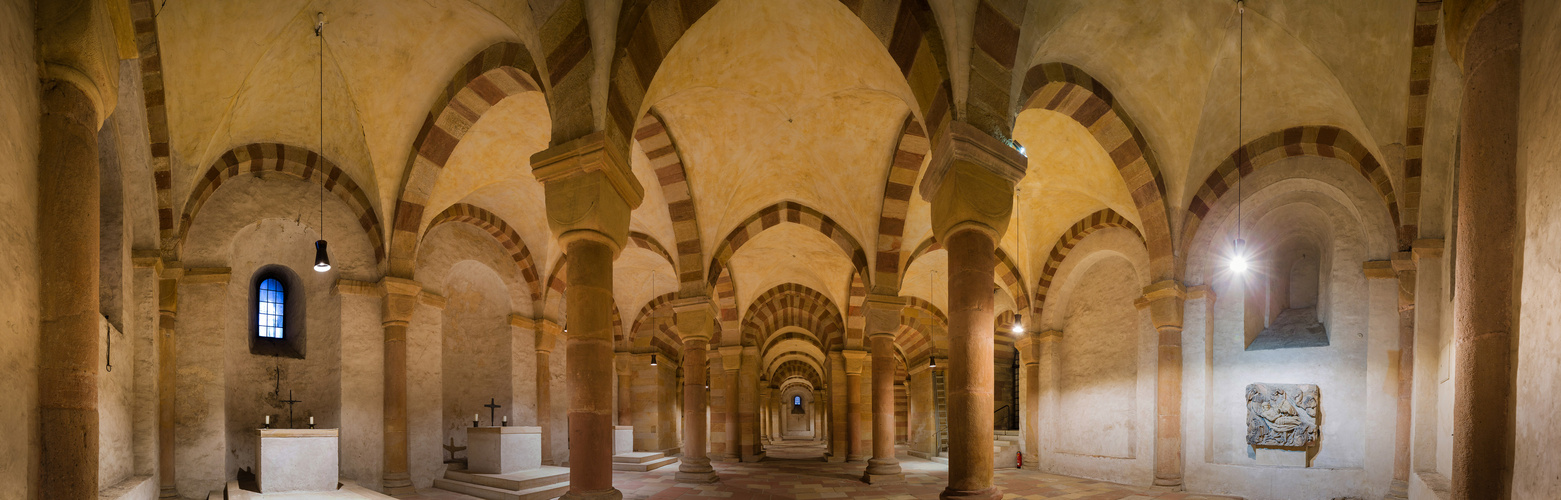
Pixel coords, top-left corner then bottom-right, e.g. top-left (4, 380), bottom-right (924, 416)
top-left (313, 12), bottom-right (333, 272)
top-left (1228, 1), bottom-right (1247, 274)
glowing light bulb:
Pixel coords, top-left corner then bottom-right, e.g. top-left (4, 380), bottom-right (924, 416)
top-left (1229, 254), bottom-right (1248, 273)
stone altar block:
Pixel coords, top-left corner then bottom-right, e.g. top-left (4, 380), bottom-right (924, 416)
top-left (468, 426), bottom-right (542, 474)
top-left (257, 428), bottom-right (339, 493)
top-left (614, 425), bottom-right (633, 455)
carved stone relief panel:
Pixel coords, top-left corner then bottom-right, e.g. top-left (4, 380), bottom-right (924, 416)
top-left (1245, 383), bottom-right (1320, 447)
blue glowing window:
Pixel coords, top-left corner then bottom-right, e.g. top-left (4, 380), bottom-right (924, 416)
top-left (258, 279), bottom-right (285, 338)
top-left (793, 396), bottom-right (801, 407)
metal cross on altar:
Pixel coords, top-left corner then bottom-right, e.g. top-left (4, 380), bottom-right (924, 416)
top-left (280, 390), bottom-right (302, 429)
top-left (484, 398), bottom-right (502, 427)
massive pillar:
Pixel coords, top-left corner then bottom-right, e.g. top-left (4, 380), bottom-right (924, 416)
top-left (378, 278), bottom-right (421, 495)
top-left (739, 346), bottom-right (761, 461)
top-left (1142, 281), bottom-right (1186, 489)
top-left (532, 132), bottom-right (645, 500)
top-left (616, 352), bottom-right (634, 427)
top-left (1387, 253), bottom-right (1417, 499)
top-left (1014, 331), bottom-right (1042, 471)
top-left (535, 320), bottom-right (560, 465)
top-left (157, 273), bottom-right (179, 498)
top-left (920, 121), bottom-right (1025, 500)
top-left (718, 346), bottom-right (742, 461)
top-left (863, 295), bottom-right (905, 483)
top-left (843, 350), bottom-right (869, 462)
top-left (1444, 0), bottom-right (1520, 497)
top-left (674, 298), bottom-right (719, 483)
top-left (38, 78), bottom-right (102, 500)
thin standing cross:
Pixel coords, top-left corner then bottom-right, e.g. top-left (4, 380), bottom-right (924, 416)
top-left (484, 398), bottom-right (502, 427)
top-left (280, 390), bottom-right (302, 429)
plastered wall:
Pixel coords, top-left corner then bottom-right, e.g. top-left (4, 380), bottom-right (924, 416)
top-left (0, 0), bottom-right (40, 495)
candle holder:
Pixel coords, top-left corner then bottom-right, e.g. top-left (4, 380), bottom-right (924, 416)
top-left (309, 422), bottom-right (316, 429)
top-left (502, 418), bottom-right (509, 427)
top-left (473, 419), bottom-right (479, 428)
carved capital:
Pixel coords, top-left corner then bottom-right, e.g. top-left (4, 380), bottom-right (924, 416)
top-left (673, 296), bottom-right (718, 343)
top-left (509, 314), bottom-right (536, 330)
top-left (1412, 238), bottom-right (1445, 262)
top-left (1363, 260), bottom-right (1396, 280)
top-left (535, 319), bottom-right (562, 353)
top-left (531, 132), bottom-right (645, 254)
top-left (864, 294), bottom-right (906, 337)
top-left (842, 350), bottom-right (869, 375)
top-left (1014, 332), bottom-right (1046, 366)
top-left (37, 0), bottom-right (128, 127)
top-left (921, 123), bottom-right (1026, 242)
top-left (1141, 280), bottom-right (1186, 331)
top-left (718, 346), bottom-right (744, 372)
top-left (380, 277), bottom-right (422, 324)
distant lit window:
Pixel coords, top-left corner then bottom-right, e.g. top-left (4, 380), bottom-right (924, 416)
top-left (258, 279), bottom-right (285, 338)
top-left (793, 396), bottom-right (801, 407)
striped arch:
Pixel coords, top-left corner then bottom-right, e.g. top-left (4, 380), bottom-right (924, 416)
top-left (1397, 2), bottom-right (1444, 245)
top-left (629, 292), bottom-right (682, 360)
top-left (627, 230), bottom-right (676, 271)
top-left (128, 0), bottom-right (176, 244)
top-left (898, 237), bottom-right (1028, 314)
top-left (633, 112), bottom-right (707, 295)
top-left (388, 41), bottom-right (544, 275)
top-left (707, 202), bottom-right (871, 289)
top-left (898, 296), bottom-right (946, 363)
top-left (714, 267), bottom-right (739, 345)
top-left (873, 118), bottom-right (931, 289)
top-left (846, 271), bottom-right (867, 347)
top-left (1181, 125), bottom-right (1402, 271)
top-left (771, 359), bottom-right (824, 389)
top-left (425, 203), bottom-right (542, 302)
top-left (760, 330), bottom-right (826, 364)
top-left (542, 257), bottom-right (568, 322)
top-left (1033, 209), bottom-right (1141, 318)
top-left (741, 283), bottom-right (846, 353)
top-left (839, 0), bottom-right (955, 137)
top-left (965, 0), bottom-right (1025, 139)
top-left (1018, 62), bottom-right (1174, 281)
top-left (177, 143), bottom-right (384, 261)
top-left (607, 0), bottom-right (720, 154)
top-left (537, 0), bottom-right (595, 146)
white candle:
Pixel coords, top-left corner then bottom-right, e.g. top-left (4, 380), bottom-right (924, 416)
top-left (309, 416), bottom-right (314, 425)
top-left (265, 415), bottom-right (270, 425)
top-left (502, 416), bottom-right (508, 423)
top-left (475, 414), bottom-right (479, 422)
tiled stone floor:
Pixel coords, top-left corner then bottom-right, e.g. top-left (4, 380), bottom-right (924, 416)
top-left (418, 440), bottom-right (1236, 500)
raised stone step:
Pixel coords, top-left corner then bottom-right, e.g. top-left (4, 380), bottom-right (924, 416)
top-left (432, 477), bottom-right (568, 500)
top-left (612, 451), bottom-right (665, 463)
top-left (440, 466), bottom-right (570, 492)
top-left (612, 455), bottom-right (679, 472)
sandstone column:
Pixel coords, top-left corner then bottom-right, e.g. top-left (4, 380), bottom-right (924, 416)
top-left (617, 352), bottom-right (634, 427)
top-left (157, 274), bottom-right (179, 498)
top-left (1387, 253), bottom-right (1417, 499)
top-left (908, 359), bottom-right (936, 458)
top-left (1014, 331), bottom-right (1042, 471)
top-left (920, 121), bottom-right (1025, 500)
top-left (718, 346), bottom-right (742, 461)
top-left (674, 298), bottom-right (719, 483)
top-left (378, 278), bottom-right (421, 495)
top-left (863, 295), bottom-right (905, 483)
top-left (1445, 0), bottom-right (1520, 497)
top-left (739, 346), bottom-right (760, 461)
top-left (532, 132), bottom-right (645, 500)
top-left (759, 380), bottom-right (772, 444)
top-left (535, 320), bottom-right (560, 465)
top-left (843, 350), bottom-right (869, 462)
top-left (38, 78), bottom-right (102, 500)
top-left (1142, 281), bottom-right (1186, 489)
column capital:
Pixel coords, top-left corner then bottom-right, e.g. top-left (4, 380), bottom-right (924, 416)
top-left (864, 294), bottom-right (906, 338)
top-left (1392, 252), bottom-right (1416, 272)
top-left (920, 122), bottom-right (1026, 242)
top-left (530, 131), bottom-right (645, 253)
top-left (1141, 280), bottom-right (1186, 330)
top-left (380, 277), bottom-right (423, 325)
top-left (1442, 0), bottom-right (1513, 71)
top-left (37, 0), bottom-right (128, 127)
top-left (718, 345), bottom-right (744, 371)
top-left (616, 351), bottom-right (635, 373)
top-left (673, 296), bottom-right (718, 342)
top-left (842, 349), bottom-right (869, 374)
top-left (1363, 260), bottom-right (1396, 279)
top-left (535, 319), bottom-right (562, 353)
top-left (509, 314), bottom-right (536, 330)
top-left (1014, 331), bottom-right (1053, 366)
top-left (1186, 284), bottom-right (1217, 303)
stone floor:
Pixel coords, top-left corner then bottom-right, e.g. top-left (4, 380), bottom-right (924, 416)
top-left (415, 440), bottom-right (1236, 500)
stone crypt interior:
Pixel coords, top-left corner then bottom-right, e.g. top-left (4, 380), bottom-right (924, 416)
top-left (6, 0), bottom-right (1560, 499)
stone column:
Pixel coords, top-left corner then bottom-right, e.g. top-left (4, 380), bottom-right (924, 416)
top-left (377, 278), bottom-right (421, 495)
top-left (1014, 331), bottom-right (1042, 471)
top-left (920, 122), bottom-right (1025, 500)
top-left (674, 298), bottom-right (718, 483)
top-left (532, 132), bottom-right (645, 500)
top-left (739, 346), bottom-right (760, 461)
top-left (816, 388), bottom-right (828, 442)
top-left (617, 352), bottom-right (634, 427)
top-left (1445, 0), bottom-right (1520, 497)
top-left (1141, 280), bottom-right (1186, 489)
top-left (908, 359), bottom-right (936, 458)
top-left (843, 350), bottom-right (869, 462)
top-left (718, 346), bottom-right (742, 461)
top-left (863, 295), bottom-right (905, 482)
top-left (535, 320), bottom-right (560, 465)
top-left (36, 73), bottom-right (104, 500)
top-left (759, 381), bottom-right (772, 444)
top-left (157, 273), bottom-right (179, 498)
top-left (1387, 253), bottom-right (1417, 499)
top-left (827, 351), bottom-right (848, 461)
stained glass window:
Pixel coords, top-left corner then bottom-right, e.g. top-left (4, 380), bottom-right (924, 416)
top-left (258, 278), bottom-right (285, 338)
top-left (793, 395), bottom-right (801, 407)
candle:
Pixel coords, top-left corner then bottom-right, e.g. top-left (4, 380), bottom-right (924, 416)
top-left (475, 414), bottom-right (479, 422)
top-left (502, 416), bottom-right (507, 423)
top-left (265, 415), bottom-right (270, 424)
top-left (309, 416), bottom-right (314, 425)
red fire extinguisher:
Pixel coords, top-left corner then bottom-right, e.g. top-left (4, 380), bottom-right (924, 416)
top-left (1016, 450), bottom-right (1023, 469)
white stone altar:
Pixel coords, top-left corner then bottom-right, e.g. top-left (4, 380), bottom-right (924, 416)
top-left (614, 425), bottom-right (633, 455)
top-left (467, 426), bottom-right (542, 474)
top-left (256, 428), bottom-right (339, 493)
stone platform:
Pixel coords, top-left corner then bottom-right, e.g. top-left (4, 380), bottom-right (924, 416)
top-left (222, 479), bottom-right (392, 499)
top-left (432, 465), bottom-right (570, 500)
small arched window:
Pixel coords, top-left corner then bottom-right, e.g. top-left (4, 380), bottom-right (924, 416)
top-left (250, 265), bottom-right (306, 358)
top-left (258, 278), bottom-right (285, 338)
top-left (793, 395), bottom-right (801, 407)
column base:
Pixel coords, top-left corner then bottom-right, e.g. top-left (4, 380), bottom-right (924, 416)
top-left (560, 488), bottom-right (624, 500)
top-left (677, 456), bottom-right (717, 483)
top-left (864, 458), bottom-right (901, 475)
top-left (861, 472), bottom-right (904, 484)
top-left (939, 486), bottom-right (1002, 500)
top-left (1149, 478), bottom-right (1184, 491)
top-left (1382, 479), bottom-right (1409, 500)
top-left (158, 486), bottom-right (179, 499)
top-left (847, 455), bottom-right (869, 462)
top-left (826, 453), bottom-right (847, 463)
top-left (382, 473), bottom-right (416, 497)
